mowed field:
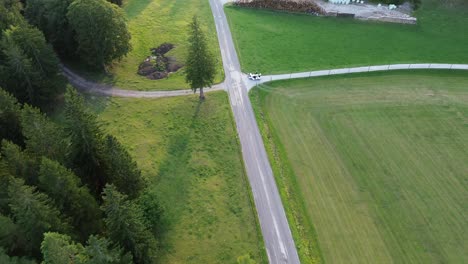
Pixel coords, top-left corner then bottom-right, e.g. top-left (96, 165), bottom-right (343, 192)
top-left (250, 70), bottom-right (468, 263)
top-left (226, 0), bottom-right (468, 74)
top-left (73, 0), bottom-right (223, 91)
top-left (86, 92), bottom-right (265, 263)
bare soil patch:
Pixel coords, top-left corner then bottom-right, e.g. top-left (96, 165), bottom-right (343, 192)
top-left (137, 43), bottom-right (184, 80)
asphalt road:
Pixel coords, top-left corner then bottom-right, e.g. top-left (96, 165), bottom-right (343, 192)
top-left (208, 1), bottom-right (301, 263)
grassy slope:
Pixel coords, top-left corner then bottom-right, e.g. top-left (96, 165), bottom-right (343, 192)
top-left (90, 92), bottom-right (265, 263)
top-left (250, 70), bottom-right (468, 263)
top-left (72, 0), bottom-right (223, 91)
top-left (226, 0), bottom-right (468, 74)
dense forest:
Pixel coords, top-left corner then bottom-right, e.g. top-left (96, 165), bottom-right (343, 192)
top-left (0, 0), bottom-right (161, 263)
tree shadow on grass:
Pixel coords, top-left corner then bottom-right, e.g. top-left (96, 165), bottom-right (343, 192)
top-left (124, 0), bottom-right (153, 20)
top-left (151, 99), bottom-right (205, 257)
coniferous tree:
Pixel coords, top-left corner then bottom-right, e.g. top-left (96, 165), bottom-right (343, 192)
top-left (40, 232), bottom-right (84, 264)
top-left (0, 0), bottom-right (23, 32)
top-left (185, 16), bottom-right (216, 100)
top-left (20, 105), bottom-right (68, 164)
top-left (38, 157), bottom-right (102, 241)
top-left (1, 140), bottom-right (38, 185)
top-left (41, 232), bottom-right (132, 264)
top-left (64, 87), bottom-right (106, 195)
top-left (83, 235), bottom-right (132, 264)
top-left (8, 177), bottom-right (70, 258)
top-left (0, 247), bottom-right (35, 264)
top-left (102, 135), bottom-right (144, 199)
top-left (101, 184), bottom-right (157, 264)
top-left (0, 24), bottom-right (62, 106)
top-left (0, 213), bottom-right (24, 256)
top-left (0, 88), bottom-right (23, 145)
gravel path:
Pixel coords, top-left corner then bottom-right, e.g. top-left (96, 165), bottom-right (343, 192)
top-left (61, 64), bottom-right (224, 98)
top-left (246, 63), bottom-right (468, 90)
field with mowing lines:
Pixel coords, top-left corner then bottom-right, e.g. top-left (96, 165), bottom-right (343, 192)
top-left (70, 0), bottom-right (223, 91)
top-left (250, 70), bottom-right (468, 263)
top-left (226, 0), bottom-right (468, 74)
top-left (79, 92), bottom-right (265, 263)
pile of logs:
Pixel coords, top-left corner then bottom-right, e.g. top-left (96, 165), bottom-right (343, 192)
top-left (233, 0), bottom-right (325, 14)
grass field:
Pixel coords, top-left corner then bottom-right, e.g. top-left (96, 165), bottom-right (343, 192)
top-left (82, 92), bottom-right (265, 263)
top-left (250, 70), bottom-right (468, 263)
top-left (226, 0), bottom-right (468, 74)
top-left (71, 0), bottom-right (223, 91)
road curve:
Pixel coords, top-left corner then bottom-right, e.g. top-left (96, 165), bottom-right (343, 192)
top-left (61, 64), bottom-right (224, 98)
top-left (209, 0), bottom-right (301, 263)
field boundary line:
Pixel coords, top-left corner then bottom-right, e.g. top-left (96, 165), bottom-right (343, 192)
top-left (247, 63), bottom-right (468, 90)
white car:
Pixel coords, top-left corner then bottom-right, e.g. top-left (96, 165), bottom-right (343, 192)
top-left (249, 72), bottom-right (262, 80)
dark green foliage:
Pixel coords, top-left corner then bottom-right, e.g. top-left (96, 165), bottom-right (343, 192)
top-left (64, 87), bottom-right (106, 194)
top-left (41, 232), bottom-right (132, 264)
top-left (83, 235), bottom-right (133, 264)
top-left (38, 158), bottom-right (102, 241)
top-left (107, 0), bottom-right (122, 6)
top-left (20, 105), bottom-right (67, 164)
top-left (40, 232), bottom-right (84, 264)
top-left (185, 16), bottom-right (216, 100)
top-left (0, 214), bottom-right (24, 255)
top-left (1, 140), bottom-right (38, 185)
top-left (101, 185), bottom-right (157, 264)
top-left (8, 177), bottom-right (70, 258)
top-left (0, 24), bottom-right (62, 106)
top-left (24, 0), bottom-right (76, 57)
top-left (0, 161), bottom-right (12, 213)
top-left (102, 135), bottom-right (144, 199)
top-left (0, 0), bottom-right (23, 32)
top-left (0, 88), bottom-right (23, 145)
top-left (137, 190), bottom-right (163, 237)
top-left (67, 0), bottom-right (131, 69)
top-left (0, 247), bottom-right (35, 264)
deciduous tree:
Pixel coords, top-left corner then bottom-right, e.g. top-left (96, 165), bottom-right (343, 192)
top-left (67, 0), bottom-right (131, 69)
top-left (25, 0), bottom-right (76, 57)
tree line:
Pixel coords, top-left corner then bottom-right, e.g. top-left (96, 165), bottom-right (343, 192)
top-left (0, 87), bottom-right (161, 263)
top-left (0, 0), bottom-right (162, 263)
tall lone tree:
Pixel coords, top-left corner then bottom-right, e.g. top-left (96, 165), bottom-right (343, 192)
top-left (185, 16), bottom-right (216, 100)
